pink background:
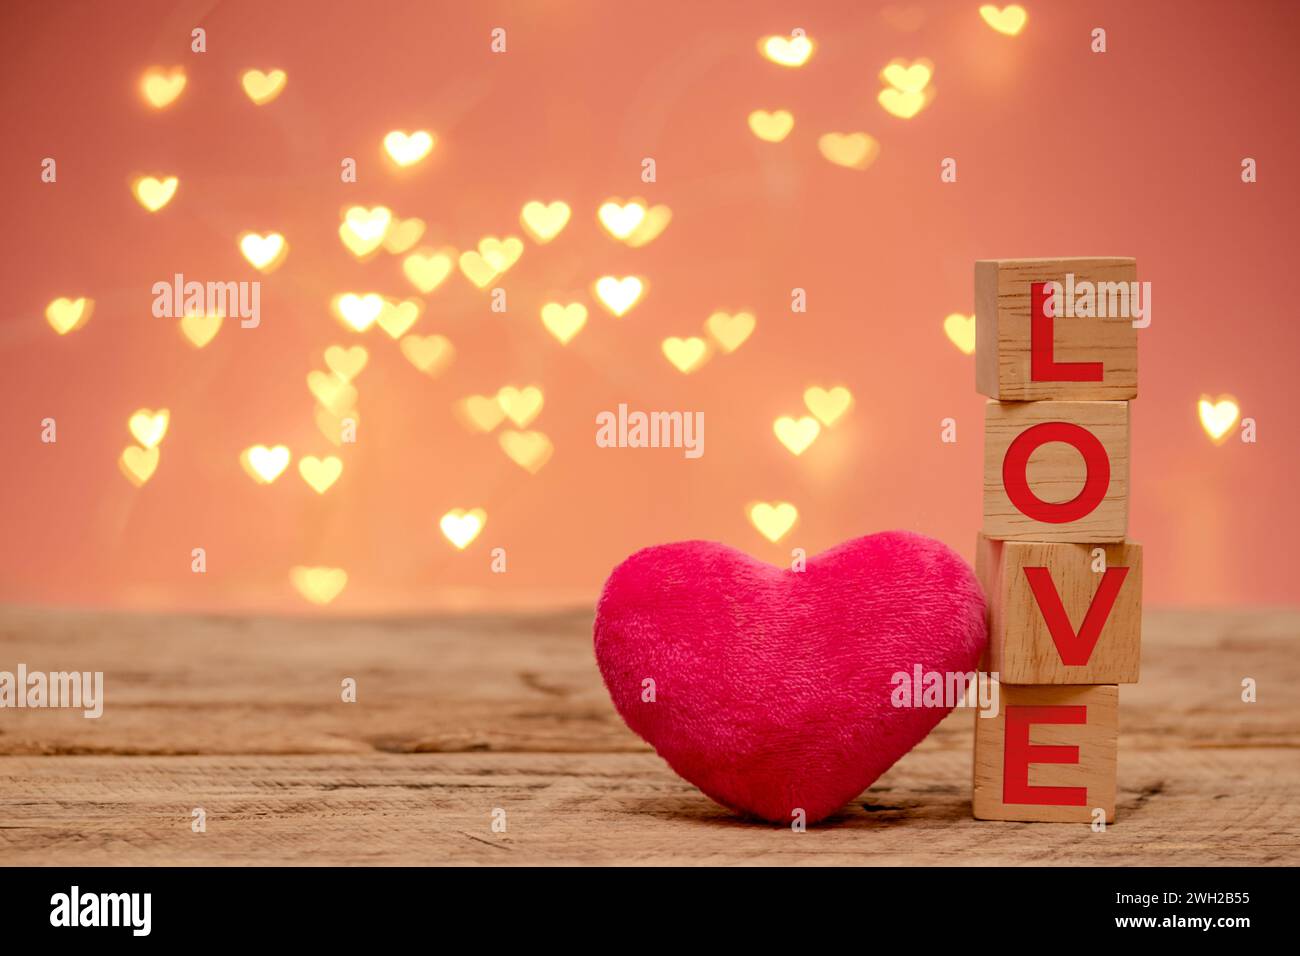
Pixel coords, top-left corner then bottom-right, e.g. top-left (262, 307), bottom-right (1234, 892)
top-left (2, 0), bottom-right (1296, 613)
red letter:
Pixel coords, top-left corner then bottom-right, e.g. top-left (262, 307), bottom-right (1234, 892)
top-left (1004, 705), bottom-right (1087, 806)
top-left (1002, 422), bottom-right (1110, 523)
top-left (1031, 281), bottom-right (1102, 381)
top-left (1024, 566), bottom-right (1130, 665)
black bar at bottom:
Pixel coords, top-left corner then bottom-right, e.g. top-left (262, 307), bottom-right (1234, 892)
top-left (0, 865), bottom-right (1282, 941)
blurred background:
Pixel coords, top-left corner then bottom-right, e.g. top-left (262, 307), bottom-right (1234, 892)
top-left (1, 0), bottom-right (1296, 613)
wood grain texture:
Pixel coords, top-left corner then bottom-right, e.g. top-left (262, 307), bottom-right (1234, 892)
top-left (1, 606), bottom-right (1298, 864)
top-left (977, 535), bottom-right (1142, 684)
top-left (983, 399), bottom-right (1130, 543)
top-left (973, 683), bottom-right (1118, 823)
top-left (2, 749), bottom-right (1296, 866)
top-left (0, 606), bottom-right (630, 756)
top-left (975, 257), bottom-right (1139, 402)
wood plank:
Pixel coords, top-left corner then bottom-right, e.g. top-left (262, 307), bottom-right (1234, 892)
top-left (0, 750), bottom-right (1294, 866)
top-left (0, 607), bottom-right (1296, 756)
top-left (0, 606), bottom-right (633, 756)
top-left (1, 606), bottom-right (1297, 864)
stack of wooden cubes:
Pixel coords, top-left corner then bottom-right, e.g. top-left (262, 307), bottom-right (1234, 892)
top-left (971, 258), bottom-right (1142, 824)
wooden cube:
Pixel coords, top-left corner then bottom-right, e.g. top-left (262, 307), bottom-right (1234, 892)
top-left (973, 682), bottom-right (1118, 823)
top-left (976, 257), bottom-right (1138, 402)
top-left (983, 399), bottom-right (1129, 543)
top-left (977, 535), bottom-right (1141, 684)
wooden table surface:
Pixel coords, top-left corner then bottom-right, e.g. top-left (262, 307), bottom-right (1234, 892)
top-left (1, 605), bottom-right (1297, 866)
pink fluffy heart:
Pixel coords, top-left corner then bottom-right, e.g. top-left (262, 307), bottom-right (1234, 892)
top-left (593, 531), bottom-right (987, 824)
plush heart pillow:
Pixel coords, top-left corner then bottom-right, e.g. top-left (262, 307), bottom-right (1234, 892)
top-left (593, 531), bottom-right (986, 824)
